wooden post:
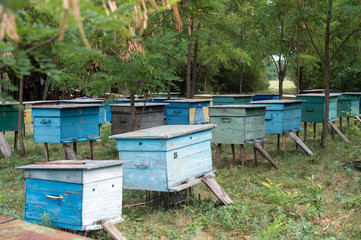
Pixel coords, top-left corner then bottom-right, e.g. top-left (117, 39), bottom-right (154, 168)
top-left (102, 221), bottom-right (128, 240)
top-left (90, 140), bottom-right (94, 160)
top-left (288, 132), bottom-right (313, 156)
top-left (253, 145), bottom-right (258, 165)
top-left (303, 122), bottom-right (307, 142)
top-left (44, 143), bottom-right (49, 162)
top-left (347, 117), bottom-right (350, 127)
top-left (14, 131), bottom-right (18, 150)
top-left (328, 121), bottom-right (350, 142)
top-left (216, 144), bottom-right (221, 166)
top-left (73, 142), bottom-right (77, 155)
top-left (202, 175), bottom-right (233, 205)
top-left (252, 142), bottom-right (277, 167)
top-left (277, 134), bottom-right (280, 150)
top-left (18, 75), bottom-right (25, 156)
top-left (296, 131), bottom-right (299, 149)
top-left (240, 144), bottom-right (245, 167)
top-left (0, 132), bottom-right (11, 157)
top-left (331, 126), bottom-right (335, 140)
top-left (282, 134), bottom-right (286, 153)
top-left (339, 117), bottom-right (343, 131)
top-left (62, 144), bottom-right (68, 160)
top-left (313, 123), bottom-right (317, 139)
top-left (231, 144), bottom-right (235, 161)
top-left (63, 145), bottom-right (79, 160)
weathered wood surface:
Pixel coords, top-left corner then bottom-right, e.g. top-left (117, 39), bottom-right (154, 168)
top-left (171, 171), bottom-right (215, 192)
top-left (202, 175), bottom-right (233, 205)
top-left (102, 221), bottom-right (127, 240)
top-left (252, 143), bottom-right (277, 167)
top-left (62, 145), bottom-right (79, 160)
top-left (288, 132), bottom-right (313, 156)
top-left (328, 121), bottom-right (350, 143)
top-left (0, 132), bottom-right (11, 157)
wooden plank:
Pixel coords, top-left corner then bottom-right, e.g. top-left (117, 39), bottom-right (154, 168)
top-left (240, 144), bottom-right (245, 167)
top-left (0, 215), bottom-right (15, 225)
top-left (252, 143), bottom-right (277, 168)
top-left (102, 221), bottom-right (127, 240)
top-left (0, 132), bottom-right (11, 157)
top-left (303, 122), bottom-right (307, 142)
top-left (63, 145), bottom-right (79, 160)
top-left (355, 116), bottom-right (361, 124)
top-left (295, 131), bottom-right (299, 149)
top-left (73, 142), bottom-right (77, 155)
top-left (231, 144), bottom-right (235, 161)
top-left (313, 123), bottom-right (317, 139)
top-left (44, 143), bottom-right (49, 162)
top-left (288, 132), bottom-right (313, 156)
top-left (282, 134), bottom-right (286, 153)
top-left (14, 131), bottom-right (18, 151)
top-left (202, 175), bottom-right (233, 205)
top-left (216, 144), bottom-right (221, 166)
top-left (90, 140), bottom-right (94, 160)
top-left (328, 121), bottom-right (350, 143)
top-left (253, 145), bottom-right (258, 164)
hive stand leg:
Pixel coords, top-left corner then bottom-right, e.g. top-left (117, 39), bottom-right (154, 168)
top-left (44, 143), bottom-right (49, 162)
top-left (347, 117), bottom-right (350, 127)
top-left (313, 123), bottom-right (317, 139)
top-left (328, 121), bottom-right (350, 143)
top-left (62, 144), bottom-right (68, 160)
top-left (253, 145), bottom-right (258, 165)
top-left (216, 144), bottom-right (221, 166)
top-left (14, 131), bottom-right (18, 150)
top-left (63, 145), bottom-right (79, 160)
top-left (231, 144), bottom-right (235, 161)
top-left (102, 221), bottom-right (127, 240)
top-left (303, 122), bottom-right (307, 142)
top-left (331, 126), bottom-right (335, 140)
top-left (90, 140), bottom-right (95, 160)
top-left (202, 175), bottom-right (233, 205)
top-left (252, 142), bottom-right (277, 168)
top-left (73, 142), bottom-right (77, 155)
top-left (0, 132), bottom-right (11, 157)
top-left (277, 134), bottom-right (280, 150)
top-left (288, 132), bottom-right (313, 156)
top-left (296, 131), bottom-right (299, 149)
top-left (240, 144), bottom-right (245, 167)
top-left (282, 134), bottom-right (286, 153)
top-left (339, 117), bottom-right (343, 131)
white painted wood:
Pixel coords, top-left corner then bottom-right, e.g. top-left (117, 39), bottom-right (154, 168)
top-left (0, 132), bottom-right (11, 157)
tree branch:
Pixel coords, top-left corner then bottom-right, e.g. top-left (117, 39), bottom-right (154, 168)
top-left (139, 10), bottom-right (172, 44)
top-left (331, 28), bottom-right (361, 61)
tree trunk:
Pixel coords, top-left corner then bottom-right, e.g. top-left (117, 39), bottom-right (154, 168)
top-left (239, 64), bottom-right (244, 94)
top-left (296, 61), bottom-right (300, 94)
top-left (321, 0), bottom-right (332, 148)
top-left (130, 90), bottom-right (136, 131)
top-left (42, 77), bottom-right (50, 100)
top-left (185, 20), bottom-right (193, 99)
top-left (190, 40), bottom-right (199, 98)
top-left (278, 73), bottom-right (284, 99)
top-left (18, 75), bottom-right (25, 156)
top-left (299, 66), bottom-right (304, 94)
top-left (203, 63), bottom-right (210, 94)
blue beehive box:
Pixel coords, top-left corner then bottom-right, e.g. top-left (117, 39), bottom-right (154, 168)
top-left (32, 105), bottom-right (100, 143)
top-left (252, 100), bottom-right (303, 134)
top-left (58, 99), bottom-right (106, 125)
top-left (17, 160), bottom-right (127, 231)
top-left (109, 124), bottom-right (215, 191)
top-left (165, 99), bottom-right (210, 125)
top-left (252, 94), bottom-right (279, 102)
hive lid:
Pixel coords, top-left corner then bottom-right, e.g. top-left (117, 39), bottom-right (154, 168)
top-left (58, 99), bottom-right (104, 103)
top-left (16, 160), bottom-right (127, 170)
top-left (23, 100), bottom-right (58, 105)
top-left (165, 99), bottom-right (210, 103)
top-left (253, 93), bottom-right (278, 96)
top-left (194, 94), bottom-right (213, 97)
top-left (213, 94), bottom-right (254, 97)
top-left (343, 92), bottom-right (361, 95)
top-left (209, 104), bottom-right (268, 108)
top-left (296, 93), bottom-right (341, 97)
top-left (32, 104), bottom-right (101, 109)
top-left (109, 103), bottom-right (168, 107)
top-left (0, 101), bottom-right (20, 106)
top-left (251, 100), bottom-right (304, 104)
top-left (109, 124), bottom-right (216, 140)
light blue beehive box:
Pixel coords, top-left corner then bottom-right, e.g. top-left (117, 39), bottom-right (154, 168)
top-left (17, 160), bottom-right (127, 231)
top-left (32, 104), bottom-right (100, 143)
top-left (252, 100), bottom-right (303, 134)
top-left (109, 124), bottom-right (216, 192)
top-left (165, 99), bottom-right (211, 125)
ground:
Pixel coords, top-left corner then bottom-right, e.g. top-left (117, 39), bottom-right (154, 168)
top-left (1, 119), bottom-right (361, 239)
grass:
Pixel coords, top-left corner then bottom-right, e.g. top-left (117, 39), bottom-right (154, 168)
top-left (1, 122), bottom-right (361, 239)
top-left (269, 79), bottom-right (296, 94)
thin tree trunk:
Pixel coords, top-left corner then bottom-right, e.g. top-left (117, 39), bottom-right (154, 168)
top-left (299, 66), bottom-right (304, 94)
top-left (239, 64), bottom-right (244, 94)
top-left (278, 74), bottom-right (284, 99)
top-left (185, 20), bottom-right (193, 99)
top-left (203, 63), bottom-right (210, 94)
top-left (190, 40), bottom-right (199, 98)
top-left (321, 0), bottom-right (332, 148)
top-left (42, 77), bottom-right (50, 100)
top-left (296, 61), bottom-right (300, 94)
top-left (18, 75), bottom-right (25, 156)
top-left (130, 90), bottom-right (136, 131)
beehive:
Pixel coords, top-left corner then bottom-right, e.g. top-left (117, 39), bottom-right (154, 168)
top-left (209, 105), bottom-right (267, 144)
top-left (337, 92), bottom-right (361, 117)
top-left (109, 124), bottom-right (215, 191)
top-left (252, 94), bottom-right (279, 102)
top-left (24, 100), bottom-right (58, 125)
top-left (0, 103), bottom-right (24, 132)
top-left (110, 103), bottom-right (166, 134)
top-left (58, 99), bottom-right (106, 125)
top-left (296, 94), bottom-right (340, 123)
top-left (105, 99), bottom-right (144, 122)
top-left (32, 105), bottom-right (100, 143)
top-left (252, 100), bottom-right (303, 134)
top-left (165, 99), bottom-right (210, 125)
top-left (212, 94), bottom-right (253, 106)
top-left (194, 94), bottom-right (213, 105)
top-left (17, 160), bottom-right (127, 231)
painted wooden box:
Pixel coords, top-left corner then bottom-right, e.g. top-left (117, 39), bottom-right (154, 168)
top-left (24, 100), bottom-right (58, 125)
top-left (165, 99), bottom-right (210, 125)
top-left (282, 95), bottom-right (296, 100)
top-left (32, 105), bottom-right (100, 143)
top-left (212, 94), bottom-right (254, 106)
top-left (296, 94), bottom-right (341, 123)
top-left (252, 94), bottom-right (279, 102)
top-left (105, 99), bottom-right (144, 122)
top-left (209, 105), bottom-right (267, 144)
top-left (252, 100), bottom-right (303, 134)
top-left (337, 92), bottom-right (361, 117)
top-left (109, 124), bottom-right (215, 191)
top-left (0, 103), bottom-right (24, 132)
top-left (152, 92), bottom-right (180, 98)
top-left (58, 99), bottom-right (106, 125)
top-left (17, 160), bottom-right (127, 231)
top-left (147, 97), bottom-right (183, 103)
top-left (110, 103), bottom-right (166, 135)
top-left (194, 94), bottom-right (213, 106)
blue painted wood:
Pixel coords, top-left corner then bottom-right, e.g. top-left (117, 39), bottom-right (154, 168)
top-left (165, 99), bottom-right (210, 125)
top-left (252, 94), bottom-right (279, 101)
top-left (32, 105), bottom-right (100, 143)
top-left (58, 100), bottom-right (106, 125)
top-left (252, 100), bottom-right (303, 134)
top-left (18, 160), bottom-right (126, 231)
top-left (110, 124), bottom-right (215, 191)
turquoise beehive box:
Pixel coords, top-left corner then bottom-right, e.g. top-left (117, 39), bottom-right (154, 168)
top-left (32, 105), bottom-right (100, 143)
top-left (212, 94), bottom-right (254, 106)
top-left (0, 103), bottom-right (24, 132)
top-left (17, 160), bottom-right (127, 231)
top-left (109, 124), bottom-right (215, 192)
top-left (165, 99), bottom-right (210, 125)
top-left (252, 100), bottom-right (303, 134)
top-left (296, 94), bottom-right (340, 122)
top-left (337, 92), bottom-right (361, 117)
